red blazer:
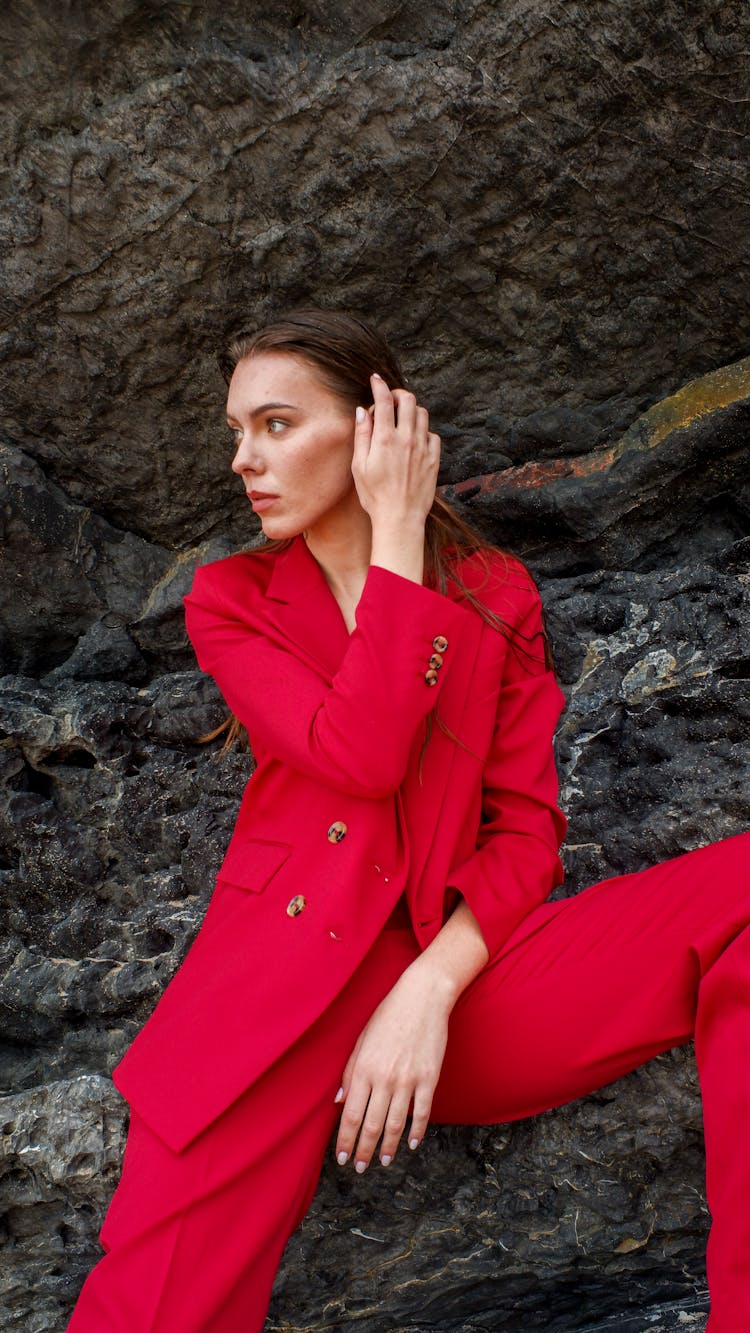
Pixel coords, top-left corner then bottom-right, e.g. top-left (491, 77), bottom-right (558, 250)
top-left (113, 536), bottom-right (567, 1152)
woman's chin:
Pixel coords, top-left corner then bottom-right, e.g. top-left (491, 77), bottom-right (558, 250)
top-left (258, 514), bottom-right (302, 541)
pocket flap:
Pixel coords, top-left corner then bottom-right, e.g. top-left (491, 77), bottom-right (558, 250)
top-left (216, 837), bottom-right (291, 893)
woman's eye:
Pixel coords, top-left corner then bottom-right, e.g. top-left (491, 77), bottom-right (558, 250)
top-left (267, 418), bottom-right (286, 434)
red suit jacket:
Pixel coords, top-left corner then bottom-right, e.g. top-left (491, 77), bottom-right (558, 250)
top-left (113, 536), bottom-right (567, 1152)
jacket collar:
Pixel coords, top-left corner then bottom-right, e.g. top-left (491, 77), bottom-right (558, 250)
top-left (265, 535), bottom-right (328, 604)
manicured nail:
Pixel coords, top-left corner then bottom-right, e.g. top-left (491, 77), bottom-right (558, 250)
top-left (334, 1086), bottom-right (344, 1103)
top-left (355, 406), bottom-right (366, 423)
top-left (337, 1150), bottom-right (348, 1165)
top-left (372, 372), bottom-right (382, 380)
top-left (355, 1160), bottom-right (367, 1174)
top-left (380, 1154), bottom-right (392, 1167)
top-left (409, 1137), bottom-right (420, 1150)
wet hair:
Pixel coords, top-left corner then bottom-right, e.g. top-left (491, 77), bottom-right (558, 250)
top-left (207, 308), bottom-right (553, 760)
top-left (218, 308), bottom-right (404, 408)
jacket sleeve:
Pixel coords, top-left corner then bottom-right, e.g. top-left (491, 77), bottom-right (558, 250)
top-left (448, 587), bottom-right (568, 962)
top-left (184, 561), bottom-right (472, 800)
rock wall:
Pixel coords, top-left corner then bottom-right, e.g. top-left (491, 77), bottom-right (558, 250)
top-left (1, 2), bottom-right (749, 1329)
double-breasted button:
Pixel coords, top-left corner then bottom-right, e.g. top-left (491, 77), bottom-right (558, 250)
top-left (432, 635), bottom-right (449, 653)
top-left (286, 895), bottom-right (306, 917)
top-left (424, 668), bottom-right (439, 686)
top-left (328, 821), bottom-right (347, 843)
top-left (428, 652), bottom-right (444, 669)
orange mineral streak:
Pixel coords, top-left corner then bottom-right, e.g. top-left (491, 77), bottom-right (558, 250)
top-left (443, 354), bottom-right (750, 500)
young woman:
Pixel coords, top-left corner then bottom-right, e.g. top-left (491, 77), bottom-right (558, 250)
top-left (68, 310), bottom-right (749, 1331)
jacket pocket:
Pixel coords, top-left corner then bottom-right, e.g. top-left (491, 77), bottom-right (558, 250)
top-left (215, 837), bottom-right (292, 893)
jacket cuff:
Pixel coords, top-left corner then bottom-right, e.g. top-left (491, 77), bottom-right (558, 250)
top-left (448, 837), bottom-right (565, 962)
top-left (355, 564), bottom-right (473, 693)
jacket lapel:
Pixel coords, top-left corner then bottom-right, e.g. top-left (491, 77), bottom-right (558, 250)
top-left (262, 536), bottom-right (351, 680)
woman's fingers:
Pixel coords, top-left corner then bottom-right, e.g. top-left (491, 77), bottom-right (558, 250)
top-left (408, 1086), bottom-right (434, 1153)
top-left (350, 1087), bottom-right (392, 1172)
top-left (335, 1064), bottom-right (386, 1169)
top-left (334, 1071), bottom-right (436, 1171)
top-left (371, 378), bottom-right (426, 444)
top-left (352, 402), bottom-right (373, 475)
top-left (414, 403), bottom-right (430, 442)
top-left (335, 1072), bottom-right (371, 1165)
top-left (336, 1081), bottom-right (419, 1171)
top-left (333, 1032), bottom-right (364, 1116)
top-left (377, 1089), bottom-right (412, 1165)
top-left (363, 375), bottom-right (437, 457)
top-left (370, 371), bottom-right (396, 429)
top-left (390, 386), bottom-right (417, 436)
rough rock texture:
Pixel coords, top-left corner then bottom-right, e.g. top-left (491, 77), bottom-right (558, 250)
top-left (2, 1), bottom-right (750, 1329)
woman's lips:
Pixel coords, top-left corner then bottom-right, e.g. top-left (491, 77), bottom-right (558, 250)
top-left (247, 492), bottom-right (279, 513)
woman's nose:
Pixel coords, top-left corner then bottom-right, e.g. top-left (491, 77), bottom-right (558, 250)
top-left (231, 434), bottom-right (264, 477)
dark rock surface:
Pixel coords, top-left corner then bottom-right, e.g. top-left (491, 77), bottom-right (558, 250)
top-left (3, 0), bottom-right (750, 550)
top-left (2, 1), bottom-right (750, 1329)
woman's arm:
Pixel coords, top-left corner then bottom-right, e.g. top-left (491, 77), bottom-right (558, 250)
top-left (333, 897), bottom-right (488, 1172)
top-left (446, 587), bottom-right (568, 960)
top-left (185, 563), bottom-right (470, 798)
top-left (334, 585), bottom-right (567, 1172)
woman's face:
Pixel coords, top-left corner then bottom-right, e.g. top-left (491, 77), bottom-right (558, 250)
top-left (226, 352), bottom-right (360, 540)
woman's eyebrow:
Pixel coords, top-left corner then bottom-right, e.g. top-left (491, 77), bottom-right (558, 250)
top-left (227, 401), bottom-right (298, 424)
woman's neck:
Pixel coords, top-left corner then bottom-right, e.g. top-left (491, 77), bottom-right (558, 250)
top-left (303, 502), bottom-right (373, 631)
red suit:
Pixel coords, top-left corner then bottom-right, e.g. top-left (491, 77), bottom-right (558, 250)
top-left (68, 536), bottom-right (750, 1332)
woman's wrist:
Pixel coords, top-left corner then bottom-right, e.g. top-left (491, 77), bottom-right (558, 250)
top-left (410, 898), bottom-right (491, 1009)
top-left (405, 952), bottom-right (463, 1010)
top-left (370, 518), bottom-right (426, 585)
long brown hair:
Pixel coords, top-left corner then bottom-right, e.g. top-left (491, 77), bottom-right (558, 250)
top-left (205, 309), bottom-right (551, 759)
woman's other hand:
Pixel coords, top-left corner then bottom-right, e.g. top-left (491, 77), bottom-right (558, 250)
top-left (352, 375), bottom-right (440, 585)
top-left (333, 958), bottom-right (452, 1171)
top-left (334, 898), bottom-right (489, 1169)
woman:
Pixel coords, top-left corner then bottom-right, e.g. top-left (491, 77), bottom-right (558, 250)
top-left (69, 310), bottom-right (749, 1331)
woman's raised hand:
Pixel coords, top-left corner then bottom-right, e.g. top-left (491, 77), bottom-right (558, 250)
top-left (352, 375), bottom-right (440, 582)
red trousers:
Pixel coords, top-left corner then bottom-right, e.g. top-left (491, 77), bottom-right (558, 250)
top-left (68, 834), bottom-right (750, 1331)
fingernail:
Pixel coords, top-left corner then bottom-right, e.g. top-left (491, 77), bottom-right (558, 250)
top-left (380, 1154), bottom-right (392, 1167)
top-left (334, 1086), bottom-right (344, 1103)
top-left (355, 1160), bottom-right (367, 1174)
top-left (372, 372), bottom-right (382, 380)
top-left (409, 1137), bottom-right (420, 1151)
top-left (337, 1150), bottom-right (348, 1165)
top-left (355, 406), bottom-right (366, 423)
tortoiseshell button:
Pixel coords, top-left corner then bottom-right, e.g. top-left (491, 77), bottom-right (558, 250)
top-left (286, 895), bottom-right (306, 917)
top-left (428, 652), bottom-right (444, 669)
top-left (328, 821), bottom-right (348, 843)
top-left (424, 668), bottom-right (439, 686)
top-left (432, 635), bottom-right (449, 652)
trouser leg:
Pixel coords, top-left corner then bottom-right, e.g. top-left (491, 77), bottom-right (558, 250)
top-left (431, 833), bottom-right (750, 1331)
top-left (67, 922), bottom-right (419, 1333)
top-left (695, 914), bottom-right (750, 1328)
